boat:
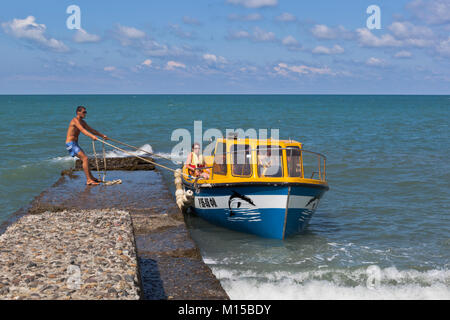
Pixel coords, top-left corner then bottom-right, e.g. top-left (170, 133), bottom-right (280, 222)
top-left (180, 136), bottom-right (329, 239)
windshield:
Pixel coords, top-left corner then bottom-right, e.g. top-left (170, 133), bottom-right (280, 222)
top-left (257, 145), bottom-right (283, 177)
top-left (286, 146), bottom-right (302, 177)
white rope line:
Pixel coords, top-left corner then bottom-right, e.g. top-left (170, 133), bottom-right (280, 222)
top-left (108, 137), bottom-right (183, 164)
top-left (96, 139), bottom-right (195, 180)
top-left (92, 140), bottom-right (122, 185)
top-left (91, 140), bottom-right (102, 182)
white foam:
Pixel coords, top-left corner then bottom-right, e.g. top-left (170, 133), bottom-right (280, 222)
top-left (49, 156), bottom-right (76, 163)
top-left (202, 257), bottom-right (219, 265)
top-left (211, 267), bottom-right (450, 300)
top-left (50, 144), bottom-right (155, 162)
top-left (102, 143), bottom-right (154, 158)
top-left (49, 144), bottom-right (185, 167)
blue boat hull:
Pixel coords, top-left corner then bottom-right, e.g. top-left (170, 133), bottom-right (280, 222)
top-left (185, 184), bottom-right (328, 239)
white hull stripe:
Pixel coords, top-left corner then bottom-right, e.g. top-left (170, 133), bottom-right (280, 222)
top-left (288, 195), bottom-right (318, 208)
top-left (195, 195), bottom-right (315, 210)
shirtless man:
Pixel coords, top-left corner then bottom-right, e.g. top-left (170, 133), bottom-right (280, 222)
top-left (65, 106), bottom-right (108, 185)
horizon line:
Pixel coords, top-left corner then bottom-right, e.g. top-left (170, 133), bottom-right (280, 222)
top-left (0, 93), bottom-right (449, 96)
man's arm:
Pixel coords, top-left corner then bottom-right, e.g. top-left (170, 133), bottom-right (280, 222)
top-left (73, 119), bottom-right (98, 140)
top-left (83, 121), bottom-right (107, 139)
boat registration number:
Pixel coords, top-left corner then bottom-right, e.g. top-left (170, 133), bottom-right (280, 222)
top-left (197, 197), bottom-right (218, 208)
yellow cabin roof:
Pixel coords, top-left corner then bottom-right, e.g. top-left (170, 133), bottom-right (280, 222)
top-left (216, 137), bottom-right (302, 148)
top-left (183, 137), bottom-right (328, 187)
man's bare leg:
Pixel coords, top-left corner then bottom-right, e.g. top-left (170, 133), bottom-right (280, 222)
top-left (77, 150), bottom-right (99, 185)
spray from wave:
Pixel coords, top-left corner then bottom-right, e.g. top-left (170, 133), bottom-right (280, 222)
top-left (49, 144), bottom-right (184, 164)
top-left (49, 156), bottom-right (76, 163)
top-left (102, 143), bottom-right (154, 158)
top-left (210, 266), bottom-right (450, 300)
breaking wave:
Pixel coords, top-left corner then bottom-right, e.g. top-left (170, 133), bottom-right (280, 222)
top-left (209, 266), bottom-right (450, 300)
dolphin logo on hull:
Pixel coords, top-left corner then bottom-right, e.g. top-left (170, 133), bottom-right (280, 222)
top-left (305, 195), bottom-right (320, 210)
top-left (228, 191), bottom-right (256, 217)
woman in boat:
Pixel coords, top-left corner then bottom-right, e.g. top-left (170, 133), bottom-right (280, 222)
top-left (186, 142), bottom-right (210, 179)
top-left (257, 148), bottom-right (273, 177)
top-left (257, 147), bottom-right (282, 177)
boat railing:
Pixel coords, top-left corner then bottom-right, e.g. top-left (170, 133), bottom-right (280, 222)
top-left (299, 149), bottom-right (327, 182)
top-left (212, 146), bottom-right (327, 182)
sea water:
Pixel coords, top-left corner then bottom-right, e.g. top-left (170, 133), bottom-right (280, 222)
top-left (0, 95), bottom-right (448, 299)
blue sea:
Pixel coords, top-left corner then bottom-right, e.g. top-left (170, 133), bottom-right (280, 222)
top-left (0, 95), bottom-right (449, 299)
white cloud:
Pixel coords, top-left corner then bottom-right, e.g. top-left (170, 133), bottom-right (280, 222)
top-left (436, 37), bottom-right (450, 57)
top-left (365, 57), bottom-right (385, 66)
top-left (387, 22), bottom-right (434, 47)
top-left (239, 66), bottom-right (258, 73)
top-left (253, 27), bottom-right (276, 42)
top-left (104, 66), bottom-right (116, 72)
top-left (1, 16), bottom-right (69, 52)
top-left (131, 59), bottom-right (153, 72)
top-left (388, 22), bottom-right (433, 39)
top-left (112, 25), bottom-right (185, 57)
top-left (406, 38), bottom-right (434, 47)
top-left (275, 13), bottom-right (296, 22)
top-left (117, 25), bottom-right (146, 39)
top-left (226, 0), bottom-right (278, 8)
top-left (227, 30), bottom-right (251, 39)
top-left (203, 53), bottom-right (227, 64)
top-left (73, 28), bottom-right (100, 43)
top-left (165, 61), bottom-right (186, 70)
top-left (282, 35), bottom-right (299, 46)
top-left (169, 24), bottom-right (195, 39)
top-left (274, 62), bottom-right (334, 76)
top-left (311, 24), bottom-right (335, 39)
top-left (228, 13), bottom-right (263, 21)
top-left (356, 28), bottom-right (403, 47)
top-left (312, 44), bottom-right (345, 55)
top-left (407, 0), bottom-right (450, 25)
top-left (357, 27), bottom-right (434, 48)
top-left (141, 40), bottom-right (171, 57)
top-left (311, 24), bottom-right (352, 40)
top-left (394, 50), bottom-right (413, 58)
top-left (228, 28), bottom-right (276, 42)
top-left (142, 59), bottom-right (152, 67)
top-left (114, 24), bottom-right (146, 46)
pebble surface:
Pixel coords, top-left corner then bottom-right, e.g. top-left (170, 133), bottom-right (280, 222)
top-left (0, 209), bottom-right (140, 300)
top-left (0, 168), bottom-right (229, 300)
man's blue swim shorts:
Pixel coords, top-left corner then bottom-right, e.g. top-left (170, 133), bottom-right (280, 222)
top-left (66, 141), bottom-right (83, 157)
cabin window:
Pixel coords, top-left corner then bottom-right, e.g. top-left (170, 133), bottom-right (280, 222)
top-left (230, 144), bottom-right (252, 177)
top-left (213, 142), bottom-right (227, 175)
top-left (286, 147), bottom-right (302, 177)
top-left (257, 145), bottom-right (283, 177)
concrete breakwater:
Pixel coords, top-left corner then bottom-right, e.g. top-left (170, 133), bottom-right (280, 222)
top-left (0, 158), bottom-right (228, 300)
top-left (0, 210), bottom-right (140, 299)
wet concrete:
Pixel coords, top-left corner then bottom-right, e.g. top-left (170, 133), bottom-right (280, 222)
top-left (1, 164), bottom-right (228, 300)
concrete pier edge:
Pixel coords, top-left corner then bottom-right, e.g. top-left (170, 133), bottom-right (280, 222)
top-left (0, 158), bottom-right (229, 300)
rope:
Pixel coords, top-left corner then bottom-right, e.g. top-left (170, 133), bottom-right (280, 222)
top-left (107, 137), bottom-right (182, 164)
top-left (102, 142), bottom-right (107, 182)
top-left (92, 140), bottom-right (102, 182)
top-left (91, 140), bottom-right (122, 186)
top-left (98, 139), bottom-right (195, 180)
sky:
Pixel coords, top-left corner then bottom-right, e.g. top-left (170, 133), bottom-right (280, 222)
top-left (0, 0), bottom-right (449, 94)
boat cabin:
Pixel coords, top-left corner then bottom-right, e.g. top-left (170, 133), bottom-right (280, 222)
top-left (183, 137), bottom-right (327, 187)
